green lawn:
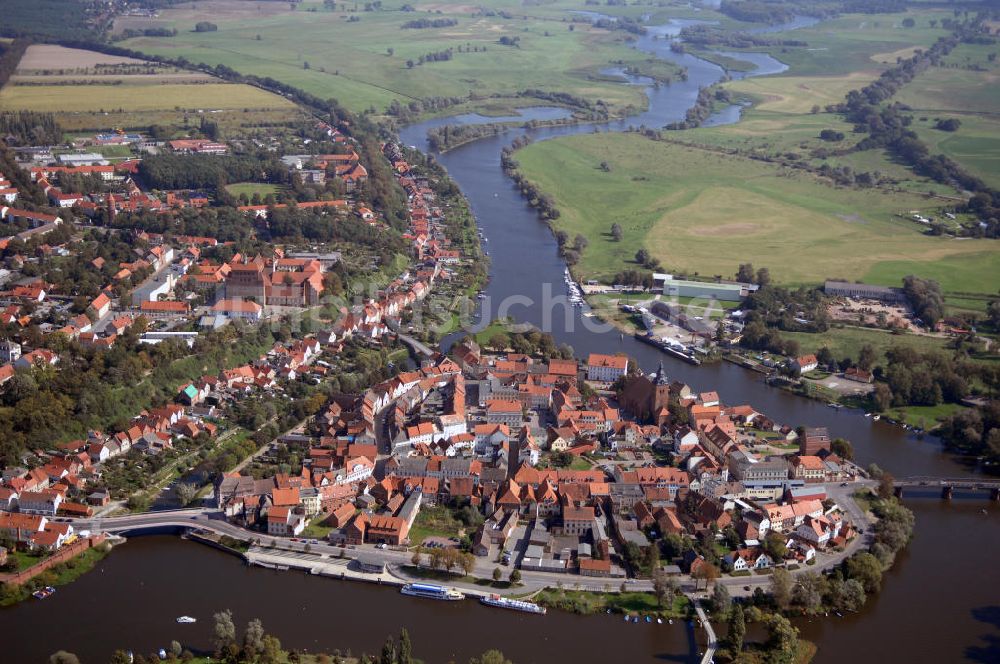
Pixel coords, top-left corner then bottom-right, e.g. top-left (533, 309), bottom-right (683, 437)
top-left (888, 402), bottom-right (968, 429)
top-left (116, 0), bottom-right (670, 115)
top-left (225, 182), bottom-right (284, 198)
top-left (514, 132), bottom-right (1000, 291)
top-left (535, 588), bottom-right (689, 618)
top-left (408, 505), bottom-right (464, 546)
top-left (301, 521), bottom-right (335, 540)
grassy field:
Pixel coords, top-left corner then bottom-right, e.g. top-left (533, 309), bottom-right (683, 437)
top-left (889, 402), bottom-right (968, 429)
top-left (781, 326), bottom-right (957, 364)
top-left (225, 182), bottom-right (284, 198)
top-left (746, 10), bottom-right (952, 77)
top-left (514, 132), bottom-right (1000, 292)
top-left (689, 72), bottom-right (962, 198)
top-left (725, 72), bottom-right (877, 115)
top-left (895, 66), bottom-right (1000, 115)
top-left (891, 44), bottom-right (1000, 191)
top-left (908, 114), bottom-right (1000, 191)
top-left (115, 0), bottom-right (678, 115)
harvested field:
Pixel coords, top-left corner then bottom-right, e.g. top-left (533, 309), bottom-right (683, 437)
top-left (15, 44), bottom-right (147, 70)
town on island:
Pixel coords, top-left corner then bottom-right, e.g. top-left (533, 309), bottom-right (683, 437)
top-left (1, 1), bottom-right (999, 663)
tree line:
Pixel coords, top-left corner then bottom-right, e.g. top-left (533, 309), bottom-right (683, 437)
top-left (401, 17), bottom-right (458, 29)
top-left (0, 38), bottom-right (30, 90)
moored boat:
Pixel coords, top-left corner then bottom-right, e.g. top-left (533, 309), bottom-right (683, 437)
top-left (176, 616), bottom-right (197, 624)
top-left (479, 594), bottom-right (546, 615)
top-left (400, 583), bottom-right (465, 601)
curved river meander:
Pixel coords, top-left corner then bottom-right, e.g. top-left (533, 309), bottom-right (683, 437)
top-left (2, 14), bottom-right (997, 664)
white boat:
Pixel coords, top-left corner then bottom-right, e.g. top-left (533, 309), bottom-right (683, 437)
top-left (176, 616), bottom-right (197, 624)
top-left (872, 415), bottom-right (881, 421)
top-left (400, 583), bottom-right (465, 601)
top-left (480, 594), bottom-right (546, 615)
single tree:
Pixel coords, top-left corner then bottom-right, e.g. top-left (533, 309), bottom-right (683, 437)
top-left (213, 609), bottom-right (236, 656)
top-left (770, 567), bottom-right (793, 610)
top-left (243, 618), bottom-right (266, 658)
top-left (651, 568), bottom-right (671, 607)
top-left (729, 604), bottom-right (746, 653)
top-left (49, 653), bottom-right (80, 664)
top-left (398, 628), bottom-right (413, 664)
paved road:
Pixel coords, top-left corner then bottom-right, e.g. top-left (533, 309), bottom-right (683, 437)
top-left (71, 482), bottom-right (876, 600)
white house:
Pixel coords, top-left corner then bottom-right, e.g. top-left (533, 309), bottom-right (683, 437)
top-left (586, 353), bottom-right (628, 382)
top-left (212, 298), bottom-right (264, 322)
top-left (17, 490), bottom-right (62, 515)
top-left (266, 507), bottom-right (306, 536)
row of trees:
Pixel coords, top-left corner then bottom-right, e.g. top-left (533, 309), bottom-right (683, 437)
top-left (665, 85), bottom-right (731, 131)
top-left (836, 17), bottom-right (1000, 237)
top-left (401, 18), bottom-right (458, 29)
top-left (412, 545), bottom-right (475, 574)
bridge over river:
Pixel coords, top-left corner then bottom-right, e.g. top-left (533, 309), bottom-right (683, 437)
top-left (894, 476), bottom-right (1000, 500)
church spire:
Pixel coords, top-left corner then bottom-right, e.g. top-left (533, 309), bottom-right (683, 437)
top-left (655, 359), bottom-right (668, 385)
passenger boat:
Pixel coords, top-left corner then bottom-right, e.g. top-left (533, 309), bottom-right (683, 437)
top-left (32, 586), bottom-right (56, 600)
top-left (176, 616), bottom-right (197, 624)
top-left (400, 583), bottom-right (465, 601)
top-left (479, 594), bottom-right (546, 615)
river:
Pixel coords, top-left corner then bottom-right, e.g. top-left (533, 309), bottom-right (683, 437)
top-left (2, 12), bottom-right (997, 664)
top-left (396, 11), bottom-right (1000, 664)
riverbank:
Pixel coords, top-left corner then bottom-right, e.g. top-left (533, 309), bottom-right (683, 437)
top-left (0, 535), bottom-right (116, 606)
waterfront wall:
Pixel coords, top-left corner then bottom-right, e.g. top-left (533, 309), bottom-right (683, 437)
top-left (0, 535), bottom-right (107, 587)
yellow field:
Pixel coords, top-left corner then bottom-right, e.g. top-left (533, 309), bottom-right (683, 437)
top-left (726, 72), bottom-right (878, 114)
top-left (0, 83), bottom-right (297, 112)
top-left (869, 45), bottom-right (923, 64)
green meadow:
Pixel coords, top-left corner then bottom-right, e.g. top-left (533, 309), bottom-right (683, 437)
top-left (743, 10), bottom-right (953, 77)
top-left (514, 132), bottom-right (1000, 293)
top-left (116, 0), bottom-right (683, 116)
